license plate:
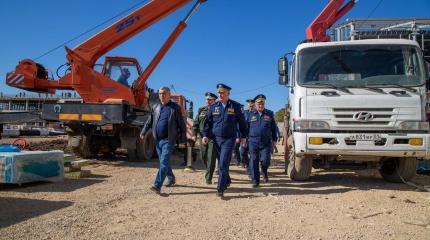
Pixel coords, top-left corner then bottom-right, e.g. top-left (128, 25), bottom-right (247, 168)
top-left (347, 134), bottom-right (382, 141)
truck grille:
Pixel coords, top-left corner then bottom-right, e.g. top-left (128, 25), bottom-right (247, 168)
top-left (332, 108), bottom-right (394, 126)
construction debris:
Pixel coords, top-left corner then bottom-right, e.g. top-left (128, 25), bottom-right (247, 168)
top-left (64, 159), bottom-right (91, 179)
top-left (64, 169), bottom-right (91, 179)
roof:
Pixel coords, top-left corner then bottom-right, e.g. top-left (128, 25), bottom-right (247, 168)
top-left (296, 39), bottom-right (420, 53)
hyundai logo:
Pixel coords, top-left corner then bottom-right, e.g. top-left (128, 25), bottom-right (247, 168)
top-left (353, 112), bottom-right (374, 122)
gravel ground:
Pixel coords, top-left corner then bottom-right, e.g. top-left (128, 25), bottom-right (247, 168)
top-left (1, 139), bottom-right (429, 240)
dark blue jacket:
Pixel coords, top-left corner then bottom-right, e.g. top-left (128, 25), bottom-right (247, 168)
top-left (141, 100), bottom-right (187, 143)
top-left (247, 109), bottom-right (278, 147)
top-left (203, 99), bottom-right (247, 139)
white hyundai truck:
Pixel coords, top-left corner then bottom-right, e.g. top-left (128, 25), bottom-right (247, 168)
top-left (278, 17), bottom-right (430, 182)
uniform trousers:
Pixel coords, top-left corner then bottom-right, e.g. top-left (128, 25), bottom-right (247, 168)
top-left (249, 142), bottom-right (271, 184)
top-left (213, 136), bottom-right (235, 192)
top-left (200, 139), bottom-right (216, 182)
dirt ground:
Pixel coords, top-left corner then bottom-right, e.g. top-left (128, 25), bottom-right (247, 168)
top-left (1, 137), bottom-right (430, 240)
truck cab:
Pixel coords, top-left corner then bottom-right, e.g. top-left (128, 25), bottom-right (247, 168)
top-left (279, 39), bottom-right (430, 182)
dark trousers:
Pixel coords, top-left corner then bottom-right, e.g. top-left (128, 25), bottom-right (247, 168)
top-left (249, 142), bottom-right (271, 184)
top-left (213, 136), bottom-right (234, 193)
top-left (240, 144), bottom-right (251, 176)
top-left (233, 142), bottom-right (241, 164)
top-left (200, 139), bottom-right (216, 182)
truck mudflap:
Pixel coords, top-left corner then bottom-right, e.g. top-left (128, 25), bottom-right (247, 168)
top-left (41, 103), bottom-right (149, 126)
top-left (293, 132), bottom-right (430, 158)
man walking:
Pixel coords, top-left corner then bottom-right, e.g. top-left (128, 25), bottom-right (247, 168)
top-left (247, 94), bottom-right (277, 187)
top-left (140, 86), bottom-right (186, 194)
top-left (202, 84), bottom-right (247, 197)
top-left (192, 92), bottom-right (218, 185)
top-left (240, 99), bottom-right (254, 169)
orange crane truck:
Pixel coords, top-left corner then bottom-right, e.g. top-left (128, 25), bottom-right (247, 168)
top-left (5, 0), bottom-right (206, 160)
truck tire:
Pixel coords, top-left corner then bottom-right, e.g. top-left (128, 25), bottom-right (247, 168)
top-left (287, 142), bottom-right (312, 181)
top-left (79, 134), bottom-right (98, 158)
top-left (379, 157), bottom-right (417, 183)
top-left (136, 131), bottom-right (155, 161)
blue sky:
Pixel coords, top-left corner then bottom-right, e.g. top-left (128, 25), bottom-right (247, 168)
top-left (1, 0), bottom-right (429, 112)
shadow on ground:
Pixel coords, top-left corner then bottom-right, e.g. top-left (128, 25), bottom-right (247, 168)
top-left (0, 197), bottom-right (73, 228)
top-left (169, 165), bottom-right (421, 200)
top-left (0, 174), bottom-right (108, 193)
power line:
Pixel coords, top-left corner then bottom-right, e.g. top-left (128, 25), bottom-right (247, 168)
top-left (234, 81), bottom-right (278, 95)
top-left (34, 0), bottom-right (148, 61)
top-left (365, 0), bottom-right (384, 20)
top-left (174, 81), bottom-right (278, 97)
top-left (356, 0), bottom-right (384, 30)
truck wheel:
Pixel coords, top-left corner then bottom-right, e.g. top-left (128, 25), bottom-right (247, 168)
top-left (287, 143), bottom-right (312, 181)
top-left (136, 131), bottom-right (155, 161)
top-left (79, 134), bottom-right (98, 158)
top-left (379, 157), bottom-right (417, 183)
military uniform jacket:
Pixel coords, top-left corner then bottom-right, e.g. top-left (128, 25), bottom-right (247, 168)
top-left (247, 109), bottom-right (278, 147)
top-left (244, 109), bottom-right (252, 121)
top-left (192, 106), bottom-right (209, 137)
top-left (203, 99), bottom-right (247, 139)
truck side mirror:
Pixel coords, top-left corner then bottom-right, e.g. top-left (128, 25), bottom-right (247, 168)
top-left (278, 57), bottom-right (288, 85)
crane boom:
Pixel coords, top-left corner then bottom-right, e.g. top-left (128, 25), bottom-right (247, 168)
top-left (306, 0), bottom-right (356, 42)
top-left (73, 0), bottom-right (196, 68)
top-left (6, 0), bottom-right (206, 105)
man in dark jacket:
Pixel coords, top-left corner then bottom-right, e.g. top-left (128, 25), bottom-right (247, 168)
top-left (140, 86), bottom-right (186, 194)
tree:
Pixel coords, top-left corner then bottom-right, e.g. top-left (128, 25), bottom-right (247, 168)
top-left (275, 108), bottom-right (285, 123)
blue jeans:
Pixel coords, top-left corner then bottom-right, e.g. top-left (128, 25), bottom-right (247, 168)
top-left (154, 139), bottom-right (175, 188)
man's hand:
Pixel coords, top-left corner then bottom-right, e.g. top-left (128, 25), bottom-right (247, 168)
top-left (202, 137), bottom-right (209, 145)
top-left (241, 138), bottom-right (247, 148)
top-left (272, 141), bottom-right (276, 149)
top-left (139, 132), bottom-right (145, 140)
top-left (235, 138), bottom-right (240, 144)
top-left (192, 136), bottom-right (197, 142)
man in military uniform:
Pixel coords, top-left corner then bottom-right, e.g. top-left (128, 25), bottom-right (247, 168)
top-left (192, 92), bottom-right (217, 185)
top-left (247, 94), bottom-right (278, 187)
top-left (240, 99), bottom-right (254, 169)
top-left (202, 84), bottom-right (247, 197)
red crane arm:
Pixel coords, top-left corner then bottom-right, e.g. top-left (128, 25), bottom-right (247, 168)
top-left (71, 0), bottom-right (197, 68)
top-left (306, 0), bottom-right (356, 42)
top-left (133, 0), bottom-right (205, 105)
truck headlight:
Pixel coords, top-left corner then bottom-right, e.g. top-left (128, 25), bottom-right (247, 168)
top-left (294, 120), bottom-right (330, 131)
top-left (398, 121), bottom-right (429, 131)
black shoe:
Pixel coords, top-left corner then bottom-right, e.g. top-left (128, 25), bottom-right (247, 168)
top-left (206, 180), bottom-right (212, 185)
top-left (150, 186), bottom-right (161, 194)
top-left (165, 181), bottom-right (176, 187)
top-left (227, 182), bottom-right (231, 187)
top-left (264, 177), bottom-right (269, 183)
top-left (252, 183), bottom-right (259, 188)
top-left (217, 191), bottom-right (224, 197)
top-left (236, 162), bottom-right (240, 166)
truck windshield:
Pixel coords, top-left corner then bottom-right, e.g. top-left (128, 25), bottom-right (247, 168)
top-left (298, 45), bottom-right (424, 88)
